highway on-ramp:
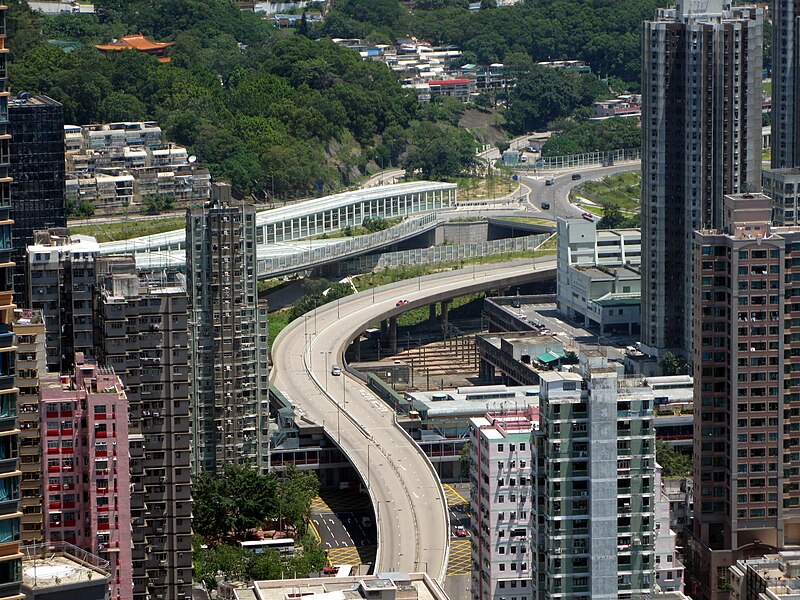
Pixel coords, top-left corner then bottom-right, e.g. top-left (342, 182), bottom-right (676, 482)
top-left (270, 258), bottom-right (557, 583)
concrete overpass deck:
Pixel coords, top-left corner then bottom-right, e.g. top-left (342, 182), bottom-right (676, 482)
top-left (270, 258), bottom-right (556, 583)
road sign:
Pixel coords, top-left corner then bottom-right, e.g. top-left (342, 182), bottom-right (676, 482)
top-left (512, 175), bottom-right (519, 181)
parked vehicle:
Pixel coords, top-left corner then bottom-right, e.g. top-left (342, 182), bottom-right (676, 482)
top-left (545, 177), bottom-right (555, 186)
top-left (541, 202), bottom-right (550, 210)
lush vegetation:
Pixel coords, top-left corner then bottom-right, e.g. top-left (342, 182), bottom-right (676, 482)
top-left (192, 465), bottom-right (326, 588)
top-left (193, 464), bottom-right (319, 540)
top-left (70, 216), bottom-right (186, 242)
top-left (656, 440), bottom-right (692, 479)
top-left (288, 279), bottom-right (354, 322)
top-left (193, 535), bottom-right (326, 590)
top-left (505, 66), bottom-right (611, 134)
top-left (319, 0), bottom-right (658, 85)
top-left (596, 204), bottom-right (640, 229)
top-left (572, 171), bottom-right (641, 211)
top-left (659, 351), bottom-right (690, 376)
top-left (541, 117), bottom-right (640, 157)
top-left (7, 0), bottom-right (477, 201)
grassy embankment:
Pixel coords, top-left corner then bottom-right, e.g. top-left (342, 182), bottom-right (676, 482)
top-left (267, 234), bottom-right (557, 347)
top-left (70, 216), bottom-right (185, 242)
top-left (570, 171), bottom-right (640, 216)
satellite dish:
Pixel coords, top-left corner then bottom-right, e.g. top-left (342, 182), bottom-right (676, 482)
top-left (188, 155), bottom-right (197, 163)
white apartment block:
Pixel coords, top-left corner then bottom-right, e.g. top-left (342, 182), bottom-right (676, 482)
top-left (654, 466), bottom-right (685, 593)
top-left (470, 407), bottom-right (538, 600)
top-left (64, 121), bottom-right (210, 213)
top-left (470, 350), bottom-right (669, 600)
top-left (556, 218), bottom-right (642, 334)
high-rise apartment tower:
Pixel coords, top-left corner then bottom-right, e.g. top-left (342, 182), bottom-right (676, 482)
top-left (772, 0), bottom-right (800, 169)
top-left (687, 192), bottom-right (800, 600)
top-left (187, 183), bottom-right (270, 475)
top-left (469, 351), bottom-right (658, 600)
top-left (641, 0), bottom-right (763, 357)
top-left (9, 95), bottom-right (65, 305)
top-left (0, 5), bottom-right (22, 598)
top-left (93, 257), bottom-right (193, 600)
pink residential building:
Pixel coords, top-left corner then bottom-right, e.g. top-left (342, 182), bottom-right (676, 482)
top-left (40, 353), bottom-right (132, 600)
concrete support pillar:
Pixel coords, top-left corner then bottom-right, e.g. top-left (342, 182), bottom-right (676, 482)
top-left (479, 359), bottom-right (496, 383)
top-left (389, 316), bottom-right (398, 354)
top-left (441, 301), bottom-right (450, 328)
top-left (429, 304), bottom-right (437, 330)
top-left (381, 319), bottom-right (389, 339)
top-left (353, 336), bottom-right (361, 361)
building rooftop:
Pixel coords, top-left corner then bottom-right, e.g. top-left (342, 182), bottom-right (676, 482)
top-left (470, 407), bottom-right (539, 439)
top-left (21, 542), bottom-right (110, 592)
top-left (538, 370), bottom-right (583, 384)
top-left (28, 232), bottom-right (100, 255)
top-left (13, 309), bottom-right (43, 325)
top-left (239, 573), bottom-right (447, 600)
top-left (405, 384), bottom-right (540, 418)
top-left (9, 94), bottom-right (61, 107)
top-left (575, 265), bottom-right (640, 281)
top-left (591, 292), bottom-right (642, 307)
top-left (95, 34), bottom-right (174, 62)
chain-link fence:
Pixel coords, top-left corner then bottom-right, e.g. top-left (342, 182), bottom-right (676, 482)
top-left (507, 147), bottom-right (641, 171)
top-left (341, 233), bottom-right (553, 274)
top-left (257, 212), bottom-right (441, 278)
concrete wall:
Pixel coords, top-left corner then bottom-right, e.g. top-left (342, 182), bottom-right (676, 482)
top-left (435, 221), bottom-right (489, 245)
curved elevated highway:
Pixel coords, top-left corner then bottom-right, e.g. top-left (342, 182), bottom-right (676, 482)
top-left (270, 258), bottom-right (557, 583)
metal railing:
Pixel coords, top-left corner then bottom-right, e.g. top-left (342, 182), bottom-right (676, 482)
top-left (534, 148), bottom-right (641, 170)
top-left (256, 212), bottom-right (440, 278)
top-left (22, 540), bottom-right (110, 572)
top-left (507, 147), bottom-right (641, 171)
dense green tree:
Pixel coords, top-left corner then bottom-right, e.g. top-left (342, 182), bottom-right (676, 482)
top-left (414, 0), bottom-right (469, 9)
top-left (595, 203), bottom-right (639, 230)
top-left (363, 216), bottom-right (390, 232)
top-left (193, 464), bottom-right (278, 540)
top-left (505, 66), bottom-right (610, 134)
top-left (402, 121), bottom-right (477, 180)
top-left (659, 351), bottom-right (689, 376)
top-left (9, 5), bottom-right (424, 200)
top-left (656, 440), bottom-right (692, 478)
top-left (459, 443), bottom-right (471, 478)
top-left (333, 0), bottom-right (408, 32)
top-left (541, 117), bottom-right (640, 157)
top-left (277, 466), bottom-right (320, 535)
top-left (99, 91), bottom-right (148, 122)
top-left (6, 0), bottom-right (43, 57)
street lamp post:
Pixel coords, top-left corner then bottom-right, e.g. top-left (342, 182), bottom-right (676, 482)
top-left (321, 351), bottom-right (330, 390)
